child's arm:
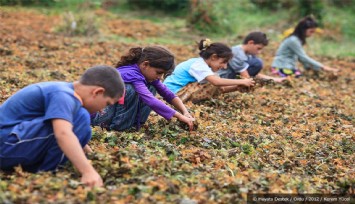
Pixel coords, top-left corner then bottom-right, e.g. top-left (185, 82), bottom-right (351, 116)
top-left (239, 70), bottom-right (251, 78)
top-left (240, 71), bottom-right (285, 83)
top-left (256, 73), bottom-right (286, 83)
top-left (205, 75), bottom-right (255, 87)
top-left (52, 119), bottom-right (103, 187)
top-left (288, 37), bottom-right (323, 71)
top-left (174, 112), bottom-right (195, 131)
top-left (170, 97), bottom-right (193, 118)
top-left (84, 144), bottom-right (93, 153)
top-left (322, 65), bottom-right (339, 73)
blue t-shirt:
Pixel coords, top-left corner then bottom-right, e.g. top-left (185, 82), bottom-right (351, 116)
top-left (163, 58), bottom-right (215, 94)
top-left (0, 82), bottom-right (89, 137)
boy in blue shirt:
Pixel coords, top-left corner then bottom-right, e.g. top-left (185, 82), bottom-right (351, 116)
top-left (218, 32), bottom-right (285, 83)
top-left (0, 65), bottom-right (124, 187)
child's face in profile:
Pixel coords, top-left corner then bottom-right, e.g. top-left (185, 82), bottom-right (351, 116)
top-left (306, 28), bottom-right (316, 37)
top-left (246, 41), bottom-right (264, 55)
top-left (209, 57), bottom-right (229, 72)
top-left (143, 66), bottom-right (167, 82)
top-left (85, 91), bottom-right (119, 113)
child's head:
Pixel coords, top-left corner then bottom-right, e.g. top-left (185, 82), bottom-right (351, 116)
top-left (116, 46), bottom-right (175, 82)
top-left (292, 16), bottom-right (318, 45)
top-left (198, 39), bottom-right (233, 72)
top-left (79, 65), bottom-right (125, 112)
top-left (242, 32), bottom-right (268, 55)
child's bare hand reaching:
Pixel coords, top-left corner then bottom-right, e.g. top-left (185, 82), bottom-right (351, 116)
top-left (175, 112), bottom-right (195, 131)
top-left (81, 168), bottom-right (103, 188)
top-left (241, 78), bottom-right (255, 87)
top-left (323, 66), bottom-right (339, 73)
top-left (183, 112), bottom-right (194, 119)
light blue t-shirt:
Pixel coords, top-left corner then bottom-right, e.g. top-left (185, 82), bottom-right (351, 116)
top-left (0, 82), bottom-right (89, 138)
top-left (163, 58), bottom-right (215, 94)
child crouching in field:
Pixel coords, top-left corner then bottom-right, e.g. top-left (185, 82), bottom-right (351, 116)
top-left (91, 46), bottom-right (195, 131)
top-left (271, 16), bottom-right (338, 77)
top-left (0, 65), bottom-right (125, 187)
top-left (218, 32), bottom-right (285, 83)
top-left (163, 39), bottom-right (255, 103)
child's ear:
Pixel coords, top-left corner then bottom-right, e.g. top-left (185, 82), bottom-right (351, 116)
top-left (211, 54), bottom-right (218, 60)
top-left (247, 40), bottom-right (255, 45)
top-left (141, 61), bottom-right (150, 69)
top-left (92, 87), bottom-right (105, 96)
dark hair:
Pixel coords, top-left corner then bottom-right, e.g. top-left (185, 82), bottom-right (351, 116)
top-left (198, 39), bottom-right (233, 61)
top-left (291, 16), bottom-right (318, 45)
top-left (116, 46), bottom-right (175, 71)
top-left (243, 31), bottom-right (269, 46)
top-left (80, 65), bottom-right (124, 98)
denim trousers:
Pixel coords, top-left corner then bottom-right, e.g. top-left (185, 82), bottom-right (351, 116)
top-left (91, 84), bottom-right (156, 131)
top-left (0, 108), bottom-right (91, 172)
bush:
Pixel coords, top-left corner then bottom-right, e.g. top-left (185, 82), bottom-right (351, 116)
top-left (55, 12), bottom-right (99, 37)
top-left (126, 0), bottom-right (189, 14)
top-left (328, 0), bottom-right (355, 10)
top-left (187, 0), bottom-right (220, 33)
top-left (298, 0), bottom-right (324, 26)
top-left (249, 0), bottom-right (295, 10)
top-left (0, 0), bottom-right (55, 6)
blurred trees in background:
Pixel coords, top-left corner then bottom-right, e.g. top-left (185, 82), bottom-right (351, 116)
top-left (0, 0), bottom-right (55, 6)
top-left (1, 0), bottom-right (354, 35)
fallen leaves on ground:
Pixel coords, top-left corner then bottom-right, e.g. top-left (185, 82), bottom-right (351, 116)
top-left (0, 8), bottom-right (354, 203)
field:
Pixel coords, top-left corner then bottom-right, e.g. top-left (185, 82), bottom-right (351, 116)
top-left (0, 5), bottom-right (354, 203)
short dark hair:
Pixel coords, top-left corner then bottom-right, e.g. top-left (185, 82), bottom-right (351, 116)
top-left (198, 39), bottom-right (233, 61)
top-left (291, 16), bottom-right (318, 45)
top-left (243, 32), bottom-right (269, 46)
top-left (80, 65), bottom-right (124, 98)
top-left (116, 46), bottom-right (175, 72)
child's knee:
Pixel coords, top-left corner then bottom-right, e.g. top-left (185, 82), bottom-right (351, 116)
top-left (254, 58), bottom-right (263, 68)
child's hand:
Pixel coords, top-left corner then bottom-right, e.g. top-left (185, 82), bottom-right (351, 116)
top-left (183, 112), bottom-right (193, 118)
top-left (180, 115), bottom-right (196, 131)
top-left (323, 66), bottom-right (339, 73)
top-left (83, 144), bottom-right (93, 154)
top-left (81, 168), bottom-right (103, 188)
top-left (241, 78), bottom-right (255, 87)
top-left (273, 77), bottom-right (287, 83)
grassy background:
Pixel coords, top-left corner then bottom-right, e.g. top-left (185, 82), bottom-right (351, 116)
top-left (3, 0), bottom-right (354, 57)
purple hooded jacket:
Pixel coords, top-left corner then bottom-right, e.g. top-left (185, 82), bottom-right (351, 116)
top-left (117, 64), bottom-right (176, 120)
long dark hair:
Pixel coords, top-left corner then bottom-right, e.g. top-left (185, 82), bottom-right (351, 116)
top-left (198, 39), bottom-right (233, 61)
top-left (116, 46), bottom-right (175, 71)
top-left (291, 16), bottom-right (318, 45)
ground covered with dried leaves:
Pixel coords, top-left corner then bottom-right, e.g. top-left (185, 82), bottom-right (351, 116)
top-left (0, 9), bottom-right (354, 203)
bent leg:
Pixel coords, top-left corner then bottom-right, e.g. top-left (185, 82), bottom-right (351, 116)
top-left (247, 57), bottom-right (263, 77)
top-left (0, 109), bottom-right (92, 172)
top-left (91, 103), bottom-right (117, 130)
top-left (110, 84), bottom-right (139, 131)
top-left (0, 118), bottom-right (56, 172)
top-left (37, 108), bottom-right (92, 171)
top-left (137, 85), bottom-right (156, 126)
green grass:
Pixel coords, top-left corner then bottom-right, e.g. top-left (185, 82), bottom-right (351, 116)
top-left (310, 37), bottom-right (355, 57)
top-left (2, 0), bottom-right (354, 57)
top-left (212, 0), bottom-right (290, 37)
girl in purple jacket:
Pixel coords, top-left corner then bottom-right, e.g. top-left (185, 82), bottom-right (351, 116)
top-left (91, 46), bottom-right (195, 131)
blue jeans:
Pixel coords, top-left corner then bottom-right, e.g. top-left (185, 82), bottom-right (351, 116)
top-left (0, 108), bottom-right (91, 172)
top-left (221, 56), bottom-right (263, 79)
top-left (91, 84), bottom-right (155, 131)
